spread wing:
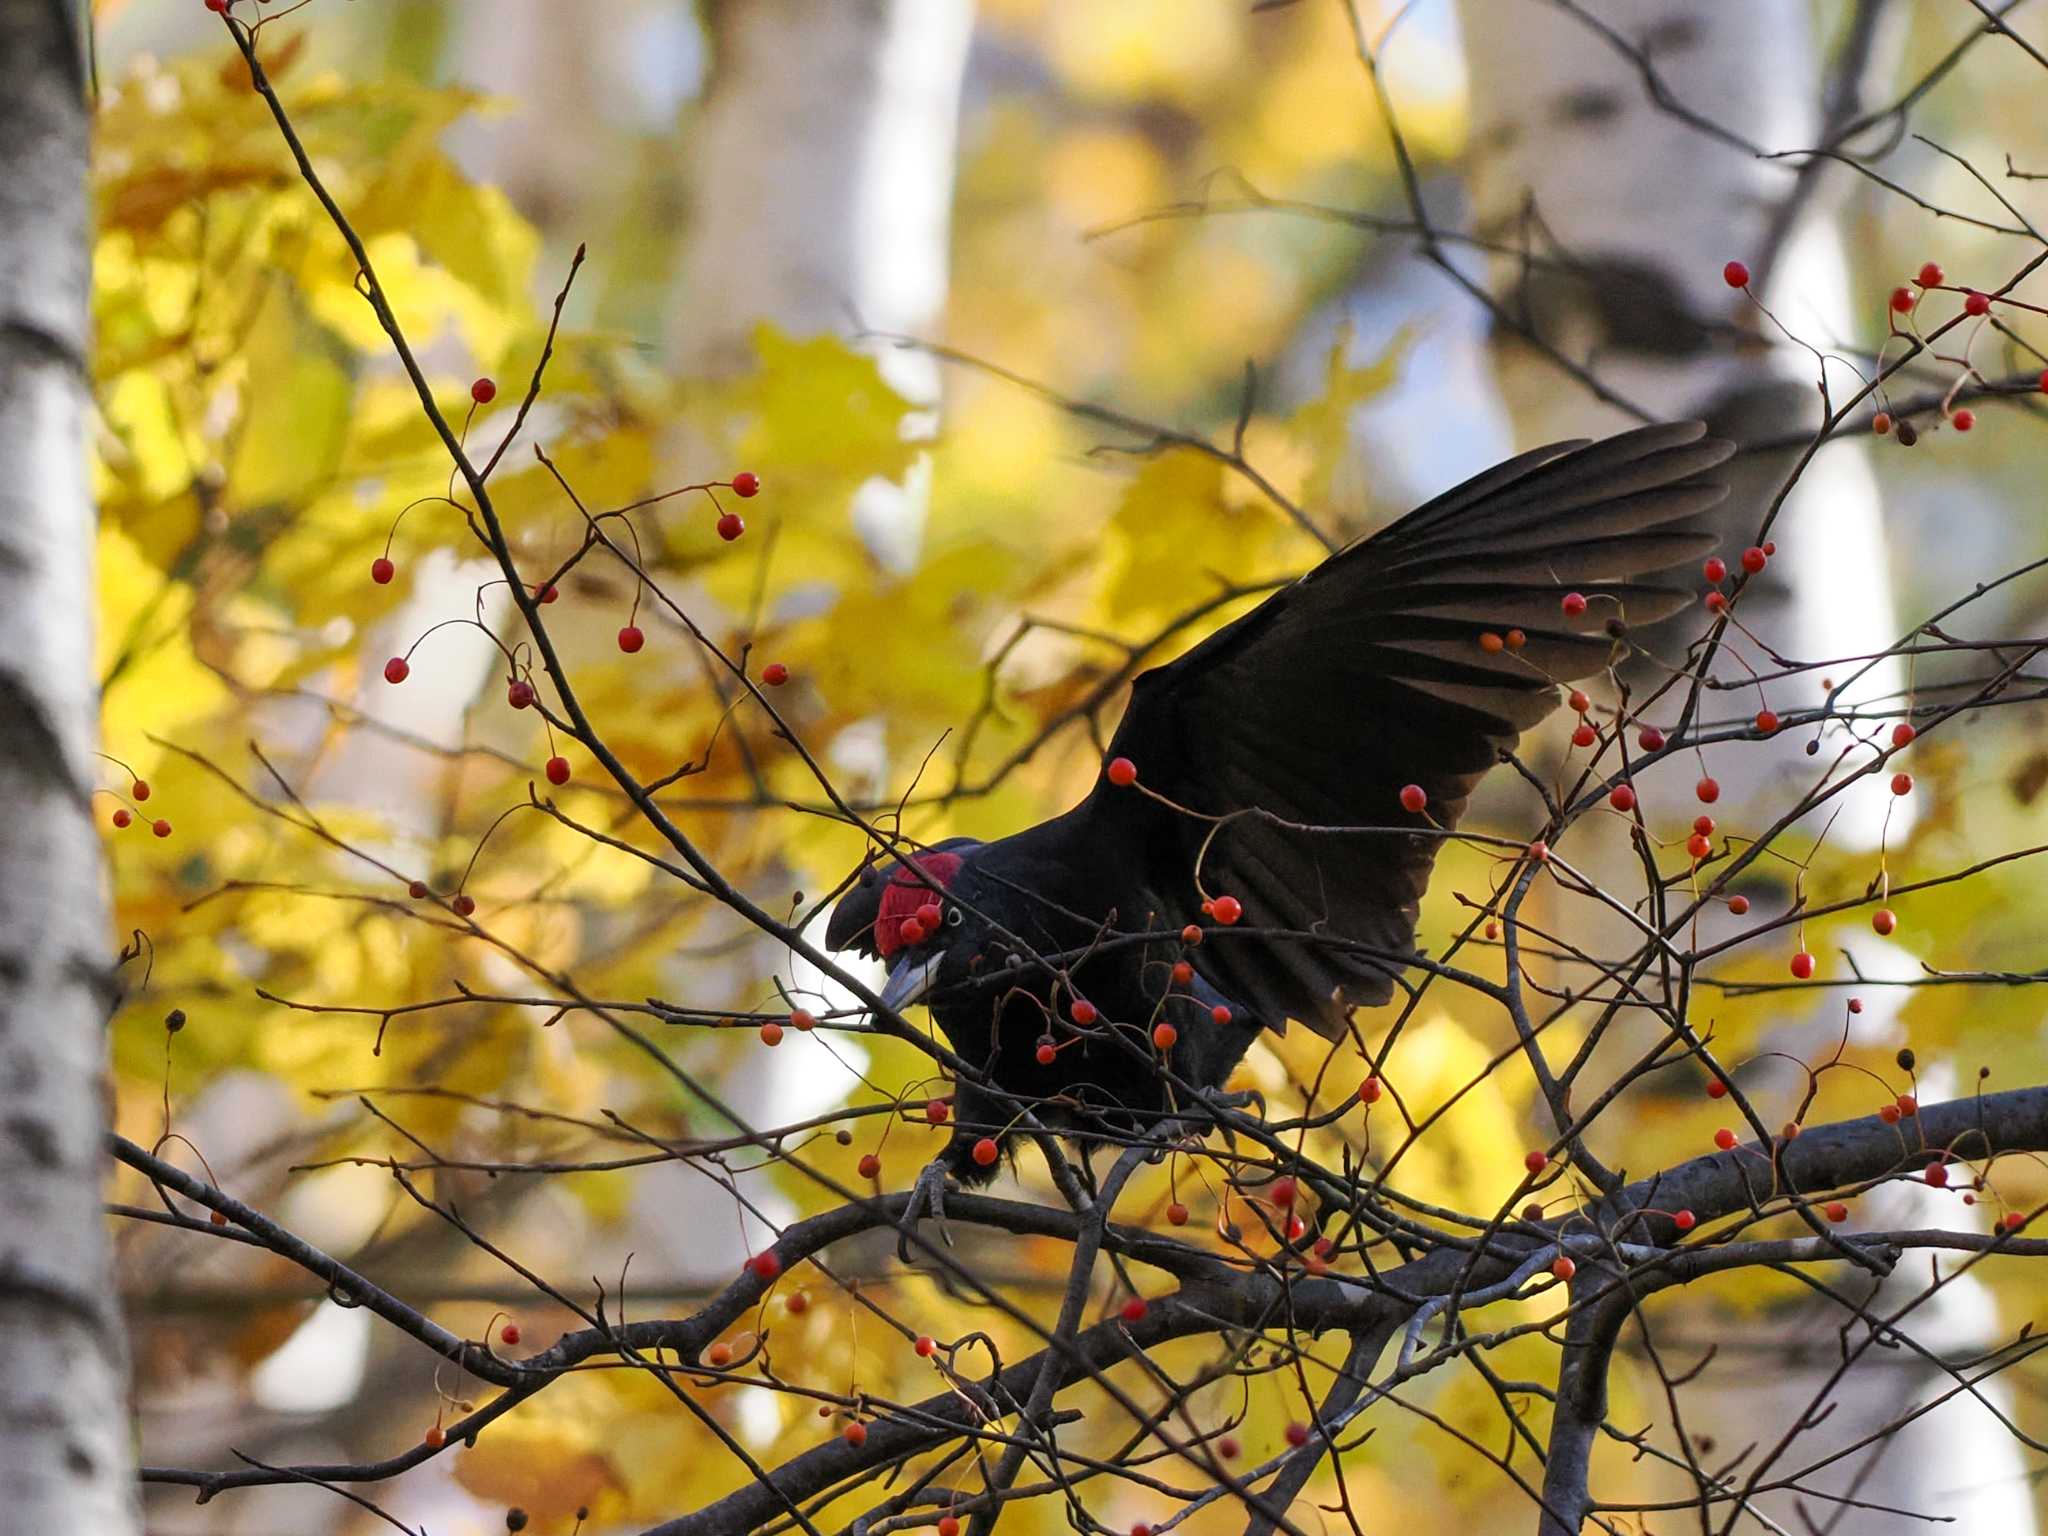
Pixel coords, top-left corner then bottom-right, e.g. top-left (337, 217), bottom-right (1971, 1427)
top-left (1068, 420), bottom-right (1733, 1038)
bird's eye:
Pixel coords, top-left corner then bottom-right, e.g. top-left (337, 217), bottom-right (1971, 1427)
top-left (945, 906), bottom-right (964, 927)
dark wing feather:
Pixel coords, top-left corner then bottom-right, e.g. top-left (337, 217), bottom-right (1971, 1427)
top-left (1068, 421), bottom-right (1732, 1039)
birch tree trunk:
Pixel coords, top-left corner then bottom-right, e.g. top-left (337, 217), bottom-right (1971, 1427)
top-left (1453, 4), bottom-right (2030, 1531)
top-left (0, 2), bottom-right (140, 1530)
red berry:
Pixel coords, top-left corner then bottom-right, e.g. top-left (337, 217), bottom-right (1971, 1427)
top-left (1638, 726), bottom-right (1666, 751)
top-left (424, 1425), bottom-right (447, 1449)
top-left (1953, 408), bottom-right (1976, 432)
top-left (1741, 546), bottom-right (1767, 574)
top-left (762, 662), bottom-right (789, 687)
top-left (1880, 1103), bottom-right (1901, 1124)
top-left (1889, 286), bottom-right (1915, 314)
top-left (1728, 894), bottom-right (1750, 915)
top-left (111, 809), bottom-right (131, 829)
top-left (1722, 260), bottom-right (1750, 289)
top-left (383, 656), bottom-right (410, 684)
top-left (706, 1342), bottom-right (732, 1367)
top-left (1891, 721), bottom-right (1917, 748)
top-left (1359, 1076), bottom-right (1382, 1105)
top-left (1270, 1177), bottom-right (1297, 1208)
top-left (843, 1422), bottom-right (867, 1448)
top-left (1181, 924), bottom-right (1202, 945)
top-left (1694, 815), bottom-right (1715, 835)
top-left (1561, 592), bottom-right (1588, 618)
top-left (732, 472), bottom-right (761, 498)
top-left (471, 377), bottom-right (497, 404)
top-left (858, 1153), bottom-right (880, 1179)
top-left (1754, 709), bottom-right (1780, 735)
top-left (1285, 1421), bottom-right (1311, 1447)
top-left (1166, 1201), bottom-right (1189, 1226)
top-left (914, 1335), bottom-right (936, 1357)
top-left (507, 679), bottom-right (535, 709)
top-left (408, 879), bottom-right (429, 899)
top-left (916, 903), bottom-right (941, 929)
top-left (1568, 689), bottom-right (1591, 714)
top-left (1704, 590), bottom-right (1728, 613)
top-left (1872, 412), bottom-right (1892, 436)
top-left (1170, 961), bottom-right (1194, 985)
top-left (1687, 833), bottom-right (1711, 860)
top-left (1608, 783), bottom-right (1636, 813)
top-left (1790, 950), bottom-right (1815, 979)
top-left (1703, 555), bottom-right (1728, 584)
top-left (1119, 1297), bottom-right (1148, 1323)
top-left (1209, 1004), bottom-right (1231, 1026)
top-left (1524, 1149), bottom-right (1548, 1174)
top-left (1714, 1127), bottom-right (1737, 1150)
top-left (1847, 996), bottom-right (1863, 1013)
top-left (2040, 368), bottom-right (2048, 394)
top-left (1398, 783), bottom-right (1427, 814)
top-left (1478, 631), bottom-right (1504, 654)
top-left (1872, 908), bottom-right (1896, 936)
top-left (1218, 1435), bottom-right (1240, 1459)
top-left (717, 512), bottom-right (745, 541)
top-left (1825, 1201), bottom-right (1849, 1223)
top-left (1132, 1526), bottom-right (1151, 1536)
top-left (779, 1008), bottom-right (812, 1033)
top-left (1925, 1161), bottom-right (1948, 1187)
top-left (536, 583), bottom-right (559, 603)
top-left (545, 755), bottom-right (570, 785)
top-left (1705, 1079), bottom-right (1728, 1099)
top-left (1106, 755), bottom-right (1138, 787)
top-left (1070, 998), bottom-right (1098, 1025)
top-left (371, 557), bottom-right (395, 584)
top-left (1210, 895), bottom-right (1242, 925)
top-left (1782, 1121), bottom-right (1802, 1141)
top-left (1571, 723), bottom-right (1596, 749)
top-left (1696, 776), bottom-right (1720, 804)
top-left (151, 819), bottom-right (172, 838)
top-left (500, 1323), bottom-right (521, 1346)
top-left (1528, 839), bottom-right (1549, 863)
top-left (617, 625), bottom-right (644, 654)
top-left (1035, 1039), bottom-right (1056, 1066)
top-left (1551, 1255), bottom-right (1576, 1281)
top-left (971, 1137), bottom-right (998, 1167)
top-left (452, 893), bottom-right (476, 917)
top-left (1917, 261), bottom-right (1945, 288)
top-left (898, 917), bottom-right (927, 946)
top-left (925, 1097), bottom-right (947, 1124)
top-left (1504, 628), bottom-right (1527, 650)
top-left (1963, 290), bottom-right (1991, 316)
top-left (748, 1251), bottom-right (782, 1281)
top-left (760, 1021), bottom-right (783, 1046)
top-left (1673, 1209), bottom-right (1696, 1231)
top-left (1890, 772), bottom-right (1913, 796)
top-left (1153, 1022), bottom-right (1179, 1049)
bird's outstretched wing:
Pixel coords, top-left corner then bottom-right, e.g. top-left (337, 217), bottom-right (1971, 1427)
top-left (1070, 420), bottom-right (1734, 1038)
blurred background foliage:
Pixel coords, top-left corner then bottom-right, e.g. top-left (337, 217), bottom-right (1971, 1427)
top-left (91, 3), bottom-right (2048, 1532)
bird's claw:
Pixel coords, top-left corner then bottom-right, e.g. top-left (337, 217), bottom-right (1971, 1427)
top-left (1196, 1085), bottom-right (1263, 1119)
top-left (897, 1160), bottom-right (956, 1266)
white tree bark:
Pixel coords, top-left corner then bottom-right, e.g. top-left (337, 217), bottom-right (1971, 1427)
top-left (0, 1), bottom-right (140, 1530)
top-left (631, 0), bottom-right (975, 1280)
top-left (1452, 4), bottom-right (2026, 1531)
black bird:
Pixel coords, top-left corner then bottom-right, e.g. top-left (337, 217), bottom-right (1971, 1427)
top-left (827, 422), bottom-right (1732, 1225)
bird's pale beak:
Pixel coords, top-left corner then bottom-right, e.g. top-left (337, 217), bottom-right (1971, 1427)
top-left (878, 950), bottom-right (942, 1014)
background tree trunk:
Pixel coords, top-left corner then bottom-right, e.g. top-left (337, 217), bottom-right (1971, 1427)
top-left (0, 1), bottom-right (140, 1530)
top-left (1453, 4), bottom-right (2030, 1531)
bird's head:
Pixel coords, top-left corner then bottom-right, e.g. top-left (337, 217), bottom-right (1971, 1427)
top-left (825, 838), bottom-right (989, 1015)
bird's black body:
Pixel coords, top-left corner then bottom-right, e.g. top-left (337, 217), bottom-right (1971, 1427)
top-left (827, 423), bottom-right (1734, 1193)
